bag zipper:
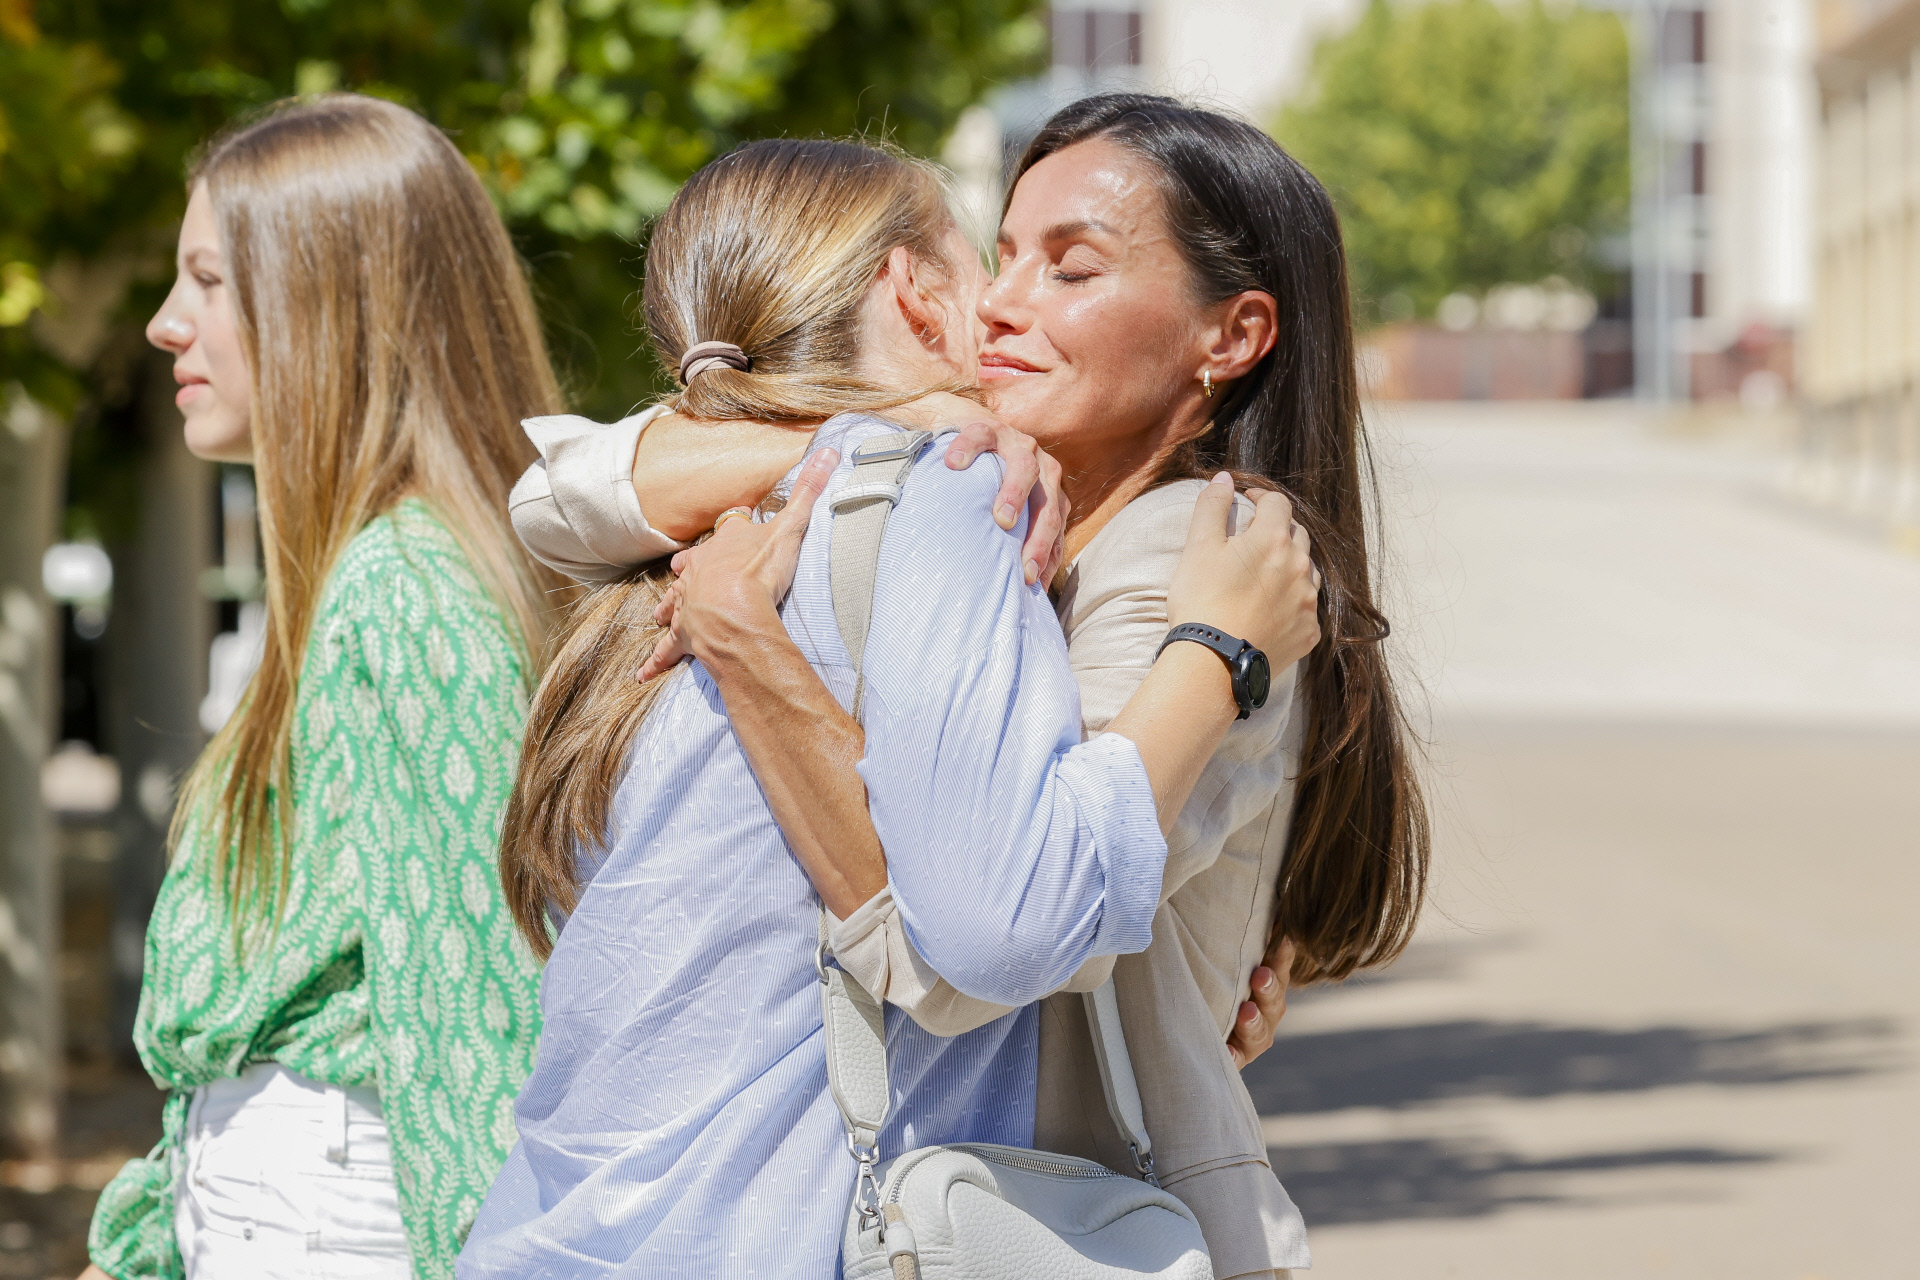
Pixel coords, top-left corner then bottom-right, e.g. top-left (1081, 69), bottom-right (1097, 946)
top-left (884, 1144), bottom-right (1121, 1208)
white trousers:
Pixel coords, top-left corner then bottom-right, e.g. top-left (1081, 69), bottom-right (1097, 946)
top-left (176, 1064), bottom-right (411, 1279)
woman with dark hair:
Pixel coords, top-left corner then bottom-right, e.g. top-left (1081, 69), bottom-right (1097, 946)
top-left (512, 95), bottom-right (1426, 1278)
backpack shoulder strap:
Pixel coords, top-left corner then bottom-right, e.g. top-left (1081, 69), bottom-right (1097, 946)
top-left (818, 424), bottom-right (1158, 1189)
top-left (817, 428), bottom-right (934, 1164)
top-left (828, 428), bottom-right (937, 717)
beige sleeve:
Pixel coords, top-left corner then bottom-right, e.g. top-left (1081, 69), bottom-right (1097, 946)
top-left (1038, 906), bottom-right (1313, 1276)
top-left (509, 406), bottom-right (685, 582)
top-left (825, 888), bottom-right (1018, 1037)
top-left (1063, 484), bottom-right (1298, 901)
top-left (1038, 482), bottom-right (1313, 1274)
top-left (829, 484), bottom-right (1299, 1023)
top-left (826, 892), bottom-right (1115, 1038)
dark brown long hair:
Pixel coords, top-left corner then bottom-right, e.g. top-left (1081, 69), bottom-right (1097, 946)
top-left (1015, 94), bottom-right (1429, 984)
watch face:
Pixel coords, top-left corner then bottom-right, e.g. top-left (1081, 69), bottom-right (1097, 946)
top-left (1242, 650), bottom-right (1272, 709)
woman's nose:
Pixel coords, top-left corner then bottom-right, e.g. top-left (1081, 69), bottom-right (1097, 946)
top-left (976, 266), bottom-right (1024, 334)
top-left (147, 306), bottom-right (193, 353)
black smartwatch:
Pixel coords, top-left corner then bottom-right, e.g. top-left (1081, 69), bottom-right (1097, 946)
top-left (1156, 623), bottom-right (1271, 720)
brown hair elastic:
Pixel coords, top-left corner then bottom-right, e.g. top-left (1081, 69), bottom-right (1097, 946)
top-left (678, 341), bottom-right (751, 383)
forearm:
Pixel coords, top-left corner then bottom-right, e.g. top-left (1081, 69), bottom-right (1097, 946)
top-left (697, 595), bottom-right (887, 918)
top-left (630, 415), bottom-right (812, 542)
top-left (1103, 641), bottom-right (1239, 834)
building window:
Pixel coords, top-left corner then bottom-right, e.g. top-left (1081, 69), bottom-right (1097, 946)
top-left (1659, 6), bottom-right (1706, 67)
top-left (1051, 7), bottom-right (1143, 73)
top-left (1691, 140), bottom-right (1707, 196)
top-left (1690, 271), bottom-right (1708, 319)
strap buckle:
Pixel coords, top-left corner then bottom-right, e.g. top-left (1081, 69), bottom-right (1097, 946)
top-left (849, 429), bottom-right (933, 465)
top-left (831, 430), bottom-right (937, 514)
top-left (848, 1132), bottom-right (884, 1230)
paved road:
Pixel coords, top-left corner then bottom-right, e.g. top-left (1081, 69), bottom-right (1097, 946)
top-left (1244, 403), bottom-right (1919, 1280)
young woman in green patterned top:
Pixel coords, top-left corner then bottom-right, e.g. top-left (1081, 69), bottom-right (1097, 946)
top-left (83, 95), bottom-right (567, 1280)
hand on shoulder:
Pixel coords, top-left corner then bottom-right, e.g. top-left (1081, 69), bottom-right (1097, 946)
top-left (896, 392), bottom-right (1069, 587)
top-left (1168, 475), bottom-right (1321, 673)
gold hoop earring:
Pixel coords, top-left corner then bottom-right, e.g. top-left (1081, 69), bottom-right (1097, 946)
top-left (1203, 369), bottom-right (1214, 398)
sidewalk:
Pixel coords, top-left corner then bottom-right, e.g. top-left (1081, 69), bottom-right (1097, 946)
top-left (1247, 402), bottom-right (1918, 1279)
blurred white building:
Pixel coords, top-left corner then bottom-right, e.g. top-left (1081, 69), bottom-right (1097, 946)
top-left (1128, 0), bottom-right (1365, 111)
top-left (948, 2), bottom-right (1364, 228)
top-left (951, 2), bottom-right (1812, 404)
top-left (1629, 0), bottom-right (1811, 402)
top-left (1802, 0), bottom-right (1920, 536)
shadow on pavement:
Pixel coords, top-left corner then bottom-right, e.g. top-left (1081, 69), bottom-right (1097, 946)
top-left (1270, 1137), bottom-right (1777, 1226)
top-left (1245, 1018), bottom-right (1900, 1114)
top-left (1288, 935), bottom-right (1518, 1003)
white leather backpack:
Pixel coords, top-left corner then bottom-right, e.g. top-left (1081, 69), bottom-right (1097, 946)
top-left (820, 427), bottom-right (1214, 1280)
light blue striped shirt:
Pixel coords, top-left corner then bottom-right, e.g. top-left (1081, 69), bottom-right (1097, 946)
top-left (459, 415), bottom-right (1168, 1279)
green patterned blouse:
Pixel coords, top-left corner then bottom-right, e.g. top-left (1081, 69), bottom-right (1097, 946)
top-left (88, 499), bottom-right (544, 1280)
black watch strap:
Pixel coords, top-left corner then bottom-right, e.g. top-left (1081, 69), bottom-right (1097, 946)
top-left (1157, 623), bottom-right (1244, 666)
top-left (1157, 623), bottom-right (1264, 720)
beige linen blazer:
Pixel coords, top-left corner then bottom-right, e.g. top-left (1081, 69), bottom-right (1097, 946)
top-left (510, 426), bottom-right (1311, 1277)
top-left (825, 481), bottom-right (1309, 1277)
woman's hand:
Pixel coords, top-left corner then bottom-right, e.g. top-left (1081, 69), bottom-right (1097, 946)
top-left (1226, 936), bottom-right (1295, 1068)
top-left (897, 391), bottom-right (1068, 587)
top-left (636, 448), bottom-right (839, 681)
top-left (1167, 474), bottom-right (1321, 670)
top-left (942, 419), bottom-right (1068, 587)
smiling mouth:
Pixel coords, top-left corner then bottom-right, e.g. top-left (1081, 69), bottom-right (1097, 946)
top-left (978, 355), bottom-right (1044, 380)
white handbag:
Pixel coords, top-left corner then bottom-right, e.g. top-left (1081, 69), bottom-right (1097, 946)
top-left (820, 428), bottom-right (1214, 1280)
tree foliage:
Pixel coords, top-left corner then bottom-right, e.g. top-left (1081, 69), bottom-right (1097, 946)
top-left (1274, 0), bottom-right (1629, 325)
top-left (0, 0), bottom-right (1046, 418)
top-left (0, 1), bottom-right (140, 411)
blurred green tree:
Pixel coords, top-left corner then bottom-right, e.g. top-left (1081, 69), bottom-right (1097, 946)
top-left (12, 0), bottom-right (1044, 414)
top-left (0, 0), bottom-right (140, 411)
top-left (0, 0), bottom-right (1043, 1150)
top-left (1274, 0), bottom-right (1630, 325)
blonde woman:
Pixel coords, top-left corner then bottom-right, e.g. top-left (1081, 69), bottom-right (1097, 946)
top-left (463, 137), bottom-right (1315, 1277)
top-left (84, 96), bottom-right (563, 1280)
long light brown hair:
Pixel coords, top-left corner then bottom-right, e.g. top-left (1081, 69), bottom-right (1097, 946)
top-left (499, 138), bottom-right (965, 957)
top-left (173, 94), bottom-right (566, 935)
top-left (1017, 94), bottom-right (1430, 985)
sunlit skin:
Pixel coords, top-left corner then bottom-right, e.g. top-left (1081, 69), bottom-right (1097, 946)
top-left (638, 144), bottom-right (1281, 577)
top-left (646, 143), bottom-right (1304, 1070)
top-left (625, 226), bottom-right (1081, 577)
top-left (982, 140), bottom-right (1294, 1054)
top-left (857, 229), bottom-right (989, 389)
top-left (977, 138), bottom-right (1279, 562)
top-left (146, 183), bottom-right (253, 463)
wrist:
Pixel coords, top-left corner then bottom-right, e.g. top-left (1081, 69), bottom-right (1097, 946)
top-left (1158, 622), bottom-right (1272, 721)
top-left (1152, 638), bottom-right (1238, 723)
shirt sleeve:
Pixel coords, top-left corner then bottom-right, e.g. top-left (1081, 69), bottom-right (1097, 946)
top-left (87, 1092), bottom-right (190, 1279)
top-left (510, 408), bottom-right (684, 581)
top-left (853, 450), bottom-right (1168, 1006)
top-left (298, 553), bottom-right (544, 1280)
top-left (1062, 486), bottom-right (1299, 902)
